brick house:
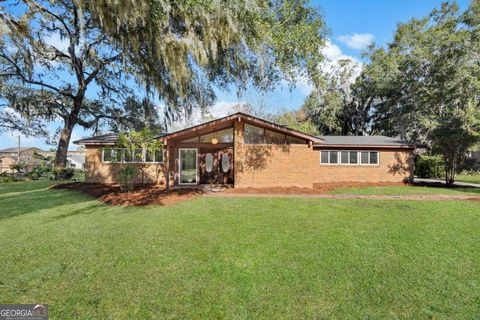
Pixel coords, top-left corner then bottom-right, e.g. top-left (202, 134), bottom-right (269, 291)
top-left (74, 113), bottom-right (416, 188)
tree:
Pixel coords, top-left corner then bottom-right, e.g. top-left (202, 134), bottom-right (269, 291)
top-left (275, 109), bottom-right (319, 135)
top-left (108, 97), bottom-right (165, 133)
top-left (80, 0), bottom-right (328, 118)
top-left (429, 107), bottom-right (480, 185)
top-left (118, 128), bottom-right (163, 185)
top-left (0, 0), bottom-right (130, 167)
top-left (358, 1), bottom-right (480, 183)
top-left (302, 58), bottom-right (370, 135)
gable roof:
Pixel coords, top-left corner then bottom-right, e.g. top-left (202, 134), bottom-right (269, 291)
top-left (73, 113), bottom-right (415, 149)
top-left (315, 135), bottom-right (415, 149)
top-left (74, 112), bottom-right (323, 145)
top-left (161, 112), bottom-right (324, 143)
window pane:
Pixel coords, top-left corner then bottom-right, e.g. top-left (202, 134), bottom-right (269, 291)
top-left (102, 147), bottom-right (112, 162)
top-left (145, 150), bottom-right (155, 162)
top-left (199, 128), bottom-right (233, 143)
top-left (361, 151), bottom-right (369, 164)
top-left (329, 151), bottom-right (338, 164)
top-left (321, 151), bottom-right (329, 164)
top-left (265, 130), bottom-right (285, 144)
top-left (349, 151), bottom-right (358, 164)
top-left (124, 149), bottom-right (133, 162)
top-left (340, 151), bottom-right (349, 164)
top-left (181, 137), bottom-right (198, 143)
top-left (244, 124), bottom-right (264, 144)
top-left (369, 151), bottom-right (378, 164)
top-left (155, 149), bottom-right (164, 163)
top-left (286, 135), bottom-right (305, 144)
top-left (134, 149), bottom-right (143, 162)
top-left (111, 149), bottom-right (122, 163)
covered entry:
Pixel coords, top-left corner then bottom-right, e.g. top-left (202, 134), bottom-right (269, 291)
top-left (166, 125), bottom-right (235, 186)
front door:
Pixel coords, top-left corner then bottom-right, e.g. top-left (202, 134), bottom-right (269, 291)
top-left (199, 148), bottom-right (234, 185)
top-left (179, 148), bottom-right (198, 184)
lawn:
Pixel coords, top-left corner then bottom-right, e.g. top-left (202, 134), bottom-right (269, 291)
top-left (456, 173), bottom-right (480, 184)
top-left (1, 182), bottom-right (480, 319)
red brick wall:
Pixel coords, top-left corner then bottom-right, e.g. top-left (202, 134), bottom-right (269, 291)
top-left (233, 121), bottom-right (414, 188)
top-left (85, 146), bottom-right (167, 184)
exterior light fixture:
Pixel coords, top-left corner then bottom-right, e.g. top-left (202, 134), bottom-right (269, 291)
top-left (211, 138), bottom-right (219, 145)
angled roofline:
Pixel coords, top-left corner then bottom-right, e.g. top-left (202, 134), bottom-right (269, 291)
top-left (162, 112), bottom-right (324, 143)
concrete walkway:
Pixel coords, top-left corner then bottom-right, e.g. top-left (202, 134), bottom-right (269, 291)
top-left (206, 192), bottom-right (480, 201)
top-left (414, 178), bottom-right (480, 188)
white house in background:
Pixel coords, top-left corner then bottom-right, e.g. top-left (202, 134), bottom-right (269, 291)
top-left (67, 151), bottom-right (85, 170)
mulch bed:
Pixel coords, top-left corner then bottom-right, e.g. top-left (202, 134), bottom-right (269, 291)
top-left (52, 180), bottom-right (479, 206)
top-left (52, 183), bottom-right (203, 206)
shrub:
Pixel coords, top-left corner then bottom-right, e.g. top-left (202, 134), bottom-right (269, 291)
top-left (51, 167), bottom-right (75, 180)
top-left (415, 155), bottom-right (445, 178)
top-left (9, 162), bottom-right (26, 173)
top-left (117, 165), bottom-right (136, 192)
top-left (0, 173), bottom-right (14, 183)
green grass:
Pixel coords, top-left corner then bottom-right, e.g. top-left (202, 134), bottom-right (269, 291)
top-left (456, 173), bottom-right (480, 184)
top-left (1, 182), bottom-right (480, 319)
top-left (331, 185), bottom-right (480, 196)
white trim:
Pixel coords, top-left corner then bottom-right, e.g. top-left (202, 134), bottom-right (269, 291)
top-left (179, 148), bottom-right (198, 185)
top-left (101, 147), bottom-right (164, 164)
top-left (320, 150), bottom-right (380, 166)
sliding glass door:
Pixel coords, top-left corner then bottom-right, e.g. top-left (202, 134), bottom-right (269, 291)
top-left (179, 148), bottom-right (198, 184)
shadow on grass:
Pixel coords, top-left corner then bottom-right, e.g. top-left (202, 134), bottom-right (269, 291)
top-left (0, 182), bottom-right (96, 221)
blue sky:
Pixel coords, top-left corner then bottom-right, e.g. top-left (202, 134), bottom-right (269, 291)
top-left (0, 0), bottom-right (471, 151)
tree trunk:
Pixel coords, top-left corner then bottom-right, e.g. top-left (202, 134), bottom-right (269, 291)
top-left (54, 98), bottom-right (82, 167)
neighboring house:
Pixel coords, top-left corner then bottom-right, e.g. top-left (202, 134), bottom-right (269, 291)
top-left (0, 156), bottom-right (17, 174)
top-left (0, 147), bottom-right (53, 172)
top-left (67, 152), bottom-right (85, 170)
top-left (74, 113), bottom-right (416, 187)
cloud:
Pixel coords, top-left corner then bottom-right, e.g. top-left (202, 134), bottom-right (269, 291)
top-left (321, 41), bottom-right (360, 63)
top-left (338, 33), bottom-right (374, 50)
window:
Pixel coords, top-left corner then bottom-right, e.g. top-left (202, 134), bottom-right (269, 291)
top-left (102, 147), bottom-right (112, 162)
top-left (265, 130), bottom-right (285, 144)
top-left (111, 149), bottom-right (123, 163)
top-left (102, 147), bottom-right (164, 163)
top-left (321, 151), bottom-right (329, 164)
top-left (340, 151), bottom-right (349, 164)
top-left (321, 150), bottom-right (379, 165)
top-left (199, 128), bottom-right (234, 143)
top-left (205, 153), bottom-right (213, 172)
top-left (320, 151), bottom-right (339, 164)
top-left (155, 149), bottom-right (164, 163)
top-left (329, 151), bottom-right (338, 164)
top-left (244, 124), bottom-right (265, 144)
top-left (145, 150), bottom-right (155, 162)
top-left (286, 135), bottom-right (306, 144)
top-left (349, 151), bottom-right (358, 164)
top-left (369, 151), bottom-right (379, 165)
top-left (134, 149), bottom-right (144, 162)
top-left (124, 150), bottom-right (133, 162)
top-left (361, 151), bottom-right (369, 164)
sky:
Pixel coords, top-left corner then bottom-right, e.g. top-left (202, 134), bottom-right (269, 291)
top-left (0, 0), bottom-right (471, 151)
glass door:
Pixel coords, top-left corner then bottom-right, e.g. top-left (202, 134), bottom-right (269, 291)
top-left (179, 148), bottom-right (198, 184)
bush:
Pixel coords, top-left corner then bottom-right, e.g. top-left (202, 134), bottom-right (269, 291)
top-left (51, 167), bottom-right (75, 181)
top-left (0, 173), bottom-right (14, 183)
top-left (117, 165), bottom-right (136, 192)
top-left (415, 155), bottom-right (445, 178)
